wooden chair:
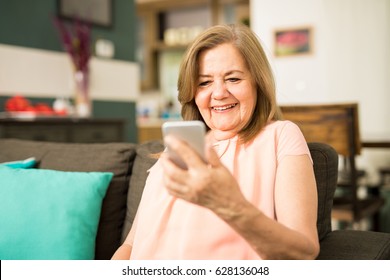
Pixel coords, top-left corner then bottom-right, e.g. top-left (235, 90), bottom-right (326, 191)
top-left (280, 103), bottom-right (385, 230)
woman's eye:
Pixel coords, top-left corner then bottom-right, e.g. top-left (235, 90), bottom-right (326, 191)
top-left (227, 78), bottom-right (240, 82)
top-left (199, 81), bottom-right (210, 87)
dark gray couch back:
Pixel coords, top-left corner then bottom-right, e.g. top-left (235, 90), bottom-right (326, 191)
top-left (308, 142), bottom-right (338, 240)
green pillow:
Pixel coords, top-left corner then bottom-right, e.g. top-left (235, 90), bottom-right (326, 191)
top-left (0, 165), bottom-right (113, 260)
top-left (1, 157), bottom-right (37, 169)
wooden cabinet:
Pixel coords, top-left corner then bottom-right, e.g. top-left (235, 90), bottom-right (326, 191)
top-left (136, 0), bottom-right (250, 92)
top-left (138, 124), bottom-right (163, 144)
top-left (0, 118), bottom-right (125, 143)
top-left (137, 118), bottom-right (164, 143)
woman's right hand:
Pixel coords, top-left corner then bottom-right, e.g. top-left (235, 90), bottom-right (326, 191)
top-left (160, 134), bottom-right (249, 218)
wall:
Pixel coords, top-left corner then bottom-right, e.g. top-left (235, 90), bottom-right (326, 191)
top-left (251, 0), bottom-right (390, 179)
top-left (0, 0), bottom-right (136, 61)
top-left (0, 0), bottom-right (139, 142)
top-left (0, 44), bottom-right (139, 102)
top-left (0, 0), bottom-right (139, 101)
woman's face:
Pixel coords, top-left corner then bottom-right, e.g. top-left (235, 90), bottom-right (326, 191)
top-left (195, 43), bottom-right (257, 140)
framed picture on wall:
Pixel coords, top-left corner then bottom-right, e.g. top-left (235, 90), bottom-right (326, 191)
top-left (274, 26), bottom-right (313, 57)
top-left (57, 0), bottom-right (113, 28)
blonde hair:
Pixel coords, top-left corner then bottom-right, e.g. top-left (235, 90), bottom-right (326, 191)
top-left (178, 24), bottom-right (282, 143)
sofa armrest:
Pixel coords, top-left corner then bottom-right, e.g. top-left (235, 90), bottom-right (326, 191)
top-left (317, 230), bottom-right (390, 259)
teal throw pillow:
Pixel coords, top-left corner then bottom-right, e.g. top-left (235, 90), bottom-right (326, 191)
top-left (1, 157), bottom-right (37, 169)
top-left (0, 165), bottom-right (113, 260)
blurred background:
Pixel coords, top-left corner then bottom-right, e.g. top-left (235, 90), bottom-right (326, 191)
top-left (0, 1), bottom-right (389, 231)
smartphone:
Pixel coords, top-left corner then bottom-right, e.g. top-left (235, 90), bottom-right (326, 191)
top-left (162, 120), bottom-right (206, 169)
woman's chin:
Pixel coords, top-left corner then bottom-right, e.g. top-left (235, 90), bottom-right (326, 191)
top-left (212, 129), bottom-right (238, 141)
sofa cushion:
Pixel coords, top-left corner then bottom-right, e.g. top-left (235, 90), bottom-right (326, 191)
top-left (0, 139), bottom-right (137, 259)
top-left (0, 165), bottom-right (112, 259)
top-left (318, 230), bottom-right (390, 259)
top-left (121, 140), bottom-right (164, 242)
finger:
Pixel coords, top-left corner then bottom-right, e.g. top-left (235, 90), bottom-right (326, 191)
top-left (161, 154), bottom-right (188, 184)
top-left (165, 180), bottom-right (187, 195)
top-left (164, 135), bottom-right (205, 168)
top-left (162, 169), bottom-right (189, 197)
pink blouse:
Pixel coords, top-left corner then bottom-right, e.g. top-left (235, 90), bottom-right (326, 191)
top-left (130, 120), bottom-right (311, 259)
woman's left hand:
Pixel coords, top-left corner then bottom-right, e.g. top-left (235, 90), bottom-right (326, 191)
top-left (161, 135), bottom-right (247, 215)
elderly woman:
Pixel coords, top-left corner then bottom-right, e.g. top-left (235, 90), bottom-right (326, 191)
top-left (112, 24), bottom-right (319, 260)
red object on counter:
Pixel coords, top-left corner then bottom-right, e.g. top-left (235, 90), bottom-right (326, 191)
top-left (5, 95), bottom-right (32, 112)
top-left (4, 95), bottom-right (56, 115)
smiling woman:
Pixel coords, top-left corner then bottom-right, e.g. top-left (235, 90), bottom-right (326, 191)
top-left (113, 24), bottom-right (319, 260)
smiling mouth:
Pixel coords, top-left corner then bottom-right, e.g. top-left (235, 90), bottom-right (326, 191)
top-left (212, 103), bottom-right (238, 112)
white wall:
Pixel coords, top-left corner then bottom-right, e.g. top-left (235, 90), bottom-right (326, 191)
top-left (251, 0), bottom-right (390, 179)
top-left (252, 0), bottom-right (328, 104)
top-left (0, 44), bottom-right (140, 101)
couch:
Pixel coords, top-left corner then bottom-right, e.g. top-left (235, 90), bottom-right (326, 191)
top-left (0, 138), bottom-right (389, 260)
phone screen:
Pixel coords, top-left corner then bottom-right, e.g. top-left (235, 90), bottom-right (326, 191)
top-left (162, 120), bottom-right (206, 169)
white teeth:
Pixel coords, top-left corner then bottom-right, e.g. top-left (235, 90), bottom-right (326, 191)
top-left (212, 104), bottom-right (237, 111)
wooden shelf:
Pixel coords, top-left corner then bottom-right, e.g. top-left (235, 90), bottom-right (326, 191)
top-left (136, 0), bottom-right (250, 92)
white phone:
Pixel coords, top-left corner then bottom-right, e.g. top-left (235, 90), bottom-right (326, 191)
top-left (162, 120), bottom-right (206, 169)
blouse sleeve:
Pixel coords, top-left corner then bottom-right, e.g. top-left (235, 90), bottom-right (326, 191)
top-left (276, 121), bottom-right (312, 164)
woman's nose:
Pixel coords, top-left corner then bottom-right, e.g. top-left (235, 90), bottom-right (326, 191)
top-left (211, 81), bottom-right (229, 99)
